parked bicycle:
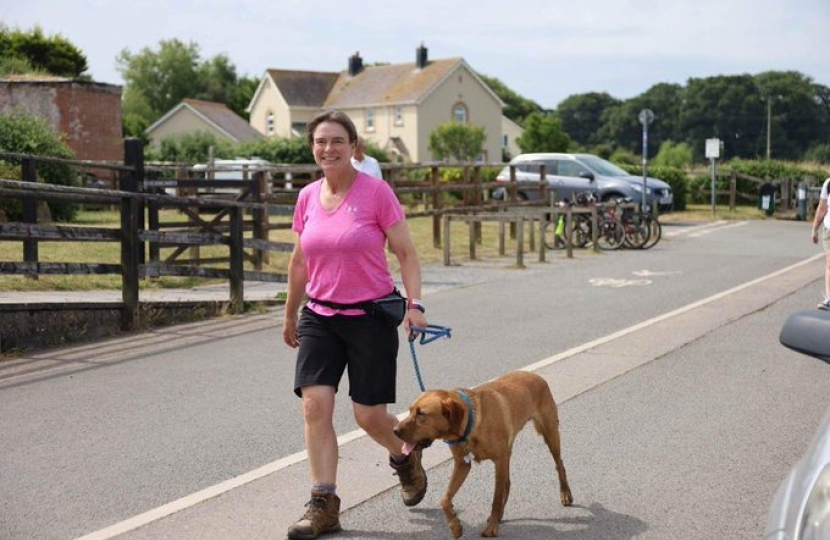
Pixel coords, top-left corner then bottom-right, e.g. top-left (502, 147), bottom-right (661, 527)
top-left (605, 197), bottom-right (662, 249)
top-left (544, 191), bottom-right (624, 251)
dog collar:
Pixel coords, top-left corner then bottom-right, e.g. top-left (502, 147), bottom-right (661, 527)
top-left (444, 390), bottom-right (474, 446)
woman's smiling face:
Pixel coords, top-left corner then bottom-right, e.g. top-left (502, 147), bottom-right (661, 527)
top-left (311, 121), bottom-right (354, 174)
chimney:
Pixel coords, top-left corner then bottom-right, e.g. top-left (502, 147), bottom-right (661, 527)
top-left (416, 43), bottom-right (428, 69)
top-left (348, 51), bottom-right (363, 76)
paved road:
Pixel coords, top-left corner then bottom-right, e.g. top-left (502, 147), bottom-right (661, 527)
top-left (1, 219), bottom-right (828, 539)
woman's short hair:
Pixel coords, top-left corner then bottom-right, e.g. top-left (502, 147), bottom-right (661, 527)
top-left (307, 110), bottom-right (358, 146)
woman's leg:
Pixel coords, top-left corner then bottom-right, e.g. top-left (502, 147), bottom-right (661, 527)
top-left (352, 402), bottom-right (405, 457)
top-left (301, 385), bottom-right (338, 485)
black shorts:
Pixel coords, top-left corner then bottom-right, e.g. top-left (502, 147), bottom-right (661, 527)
top-left (294, 306), bottom-right (399, 406)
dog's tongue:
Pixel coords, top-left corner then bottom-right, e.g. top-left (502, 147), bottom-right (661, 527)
top-left (401, 441), bottom-right (417, 456)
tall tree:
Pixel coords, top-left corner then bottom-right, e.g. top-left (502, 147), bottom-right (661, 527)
top-left (679, 74), bottom-right (765, 160)
top-left (428, 121), bottom-right (487, 162)
top-left (117, 39), bottom-right (203, 122)
top-left (599, 83), bottom-right (684, 155)
top-left (754, 71), bottom-right (830, 160)
top-left (0, 25), bottom-right (88, 77)
top-left (515, 112), bottom-right (571, 153)
top-left (478, 73), bottom-right (543, 125)
top-left (556, 92), bottom-right (620, 147)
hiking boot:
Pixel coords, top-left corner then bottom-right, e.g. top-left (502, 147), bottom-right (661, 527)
top-left (390, 449), bottom-right (428, 507)
top-left (286, 491), bottom-right (341, 540)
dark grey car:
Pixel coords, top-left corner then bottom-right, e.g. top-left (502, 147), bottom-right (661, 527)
top-left (493, 153), bottom-right (674, 212)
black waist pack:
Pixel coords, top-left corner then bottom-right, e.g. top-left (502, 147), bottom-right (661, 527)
top-left (308, 289), bottom-right (407, 327)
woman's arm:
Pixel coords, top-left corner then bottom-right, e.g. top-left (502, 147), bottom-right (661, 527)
top-left (813, 198), bottom-right (827, 245)
top-left (283, 234), bottom-right (308, 348)
top-left (385, 219), bottom-right (428, 334)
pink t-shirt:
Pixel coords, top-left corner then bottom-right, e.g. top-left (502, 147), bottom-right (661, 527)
top-left (293, 172), bottom-right (404, 316)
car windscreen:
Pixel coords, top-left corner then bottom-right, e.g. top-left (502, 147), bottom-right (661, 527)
top-left (577, 155), bottom-right (630, 177)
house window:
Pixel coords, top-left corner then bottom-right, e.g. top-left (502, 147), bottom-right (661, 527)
top-left (266, 112), bottom-right (275, 135)
top-left (503, 134), bottom-right (509, 148)
top-left (394, 106), bottom-right (404, 126)
top-left (453, 103), bottom-right (468, 124)
top-left (366, 108), bottom-right (375, 131)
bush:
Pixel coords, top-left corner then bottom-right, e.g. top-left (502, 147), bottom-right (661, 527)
top-left (653, 141), bottom-right (693, 169)
top-left (618, 164), bottom-right (688, 211)
top-left (686, 159), bottom-right (830, 206)
top-left (803, 143), bottom-right (830, 164)
top-left (235, 136), bottom-right (314, 164)
top-left (149, 131), bottom-right (234, 163)
top-left (0, 109), bottom-right (78, 221)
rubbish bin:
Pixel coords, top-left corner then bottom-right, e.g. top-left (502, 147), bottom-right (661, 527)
top-left (759, 183), bottom-right (776, 216)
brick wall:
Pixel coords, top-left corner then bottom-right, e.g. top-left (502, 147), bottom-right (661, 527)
top-left (0, 78), bottom-right (123, 162)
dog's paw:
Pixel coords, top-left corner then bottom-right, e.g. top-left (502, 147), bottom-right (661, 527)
top-left (561, 489), bottom-right (573, 507)
top-left (481, 519), bottom-right (499, 537)
top-left (449, 519), bottom-right (463, 538)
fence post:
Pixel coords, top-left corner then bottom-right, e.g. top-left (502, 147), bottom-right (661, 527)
top-left (146, 168), bottom-right (160, 270)
top-left (120, 195), bottom-right (139, 331)
top-left (729, 173), bottom-right (737, 211)
top-left (432, 166), bottom-right (441, 248)
top-left (443, 214), bottom-right (451, 266)
top-left (473, 165), bottom-right (482, 243)
top-left (565, 206), bottom-right (574, 259)
top-left (591, 206), bottom-right (599, 253)
top-left (123, 138), bottom-right (145, 265)
top-left (21, 157), bottom-right (38, 279)
top-left (229, 206), bottom-right (244, 314)
top-left (539, 164), bottom-right (548, 205)
top-left (468, 217), bottom-right (476, 260)
top-left (509, 165), bottom-right (517, 239)
top-left (515, 216), bottom-right (525, 269)
top-left (253, 171), bottom-right (266, 269)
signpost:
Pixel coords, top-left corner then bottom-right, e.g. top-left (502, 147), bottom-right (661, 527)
top-left (638, 109), bottom-right (654, 212)
top-left (705, 138), bottom-right (721, 213)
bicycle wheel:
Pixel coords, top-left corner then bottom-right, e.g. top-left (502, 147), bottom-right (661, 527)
top-left (622, 215), bottom-right (650, 249)
top-left (570, 214), bottom-right (591, 248)
top-left (596, 218), bottom-right (625, 250)
top-left (641, 215), bottom-right (662, 249)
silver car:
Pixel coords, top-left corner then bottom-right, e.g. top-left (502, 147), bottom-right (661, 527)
top-left (768, 310), bottom-right (830, 539)
top-left (493, 153), bottom-right (674, 212)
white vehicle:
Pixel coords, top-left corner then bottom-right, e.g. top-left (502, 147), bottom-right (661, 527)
top-left (192, 158), bottom-right (273, 195)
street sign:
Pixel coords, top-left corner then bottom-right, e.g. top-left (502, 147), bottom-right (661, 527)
top-left (639, 109), bottom-right (655, 126)
top-left (705, 138), bottom-right (721, 159)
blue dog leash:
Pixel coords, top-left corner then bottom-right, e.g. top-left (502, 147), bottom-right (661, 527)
top-left (408, 325), bottom-right (452, 392)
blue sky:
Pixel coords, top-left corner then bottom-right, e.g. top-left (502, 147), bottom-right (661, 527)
top-left (3, 0), bottom-right (829, 109)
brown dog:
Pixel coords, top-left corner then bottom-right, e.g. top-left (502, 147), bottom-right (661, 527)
top-left (394, 370), bottom-right (573, 538)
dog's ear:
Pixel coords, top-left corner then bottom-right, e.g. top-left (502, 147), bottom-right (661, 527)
top-left (442, 397), bottom-right (463, 436)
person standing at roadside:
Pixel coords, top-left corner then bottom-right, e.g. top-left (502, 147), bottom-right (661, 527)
top-left (282, 110), bottom-right (429, 539)
top-left (350, 137), bottom-right (383, 179)
top-left (811, 177), bottom-right (830, 309)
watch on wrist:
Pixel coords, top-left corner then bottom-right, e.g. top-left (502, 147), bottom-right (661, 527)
top-left (407, 299), bottom-right (425, 313)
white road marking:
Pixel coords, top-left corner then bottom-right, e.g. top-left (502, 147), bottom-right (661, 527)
top-left (589, 278), bottom-right (652, 287)
top-left (688, 220), bottom-right (748, 238)
top-left (664, 220), bottom-right (732, 238)
top-left (632, 270), bottom-right (683, 277)
top-left (74, 251), bottom-right (825, 540)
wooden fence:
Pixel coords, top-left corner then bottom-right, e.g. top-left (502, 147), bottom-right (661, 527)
top-left (689, 170), bottom-right (819, 212)
top-left (0, 141), bottom-right (549, 329)
top-left (0, 140), bottom-right (294, 330)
